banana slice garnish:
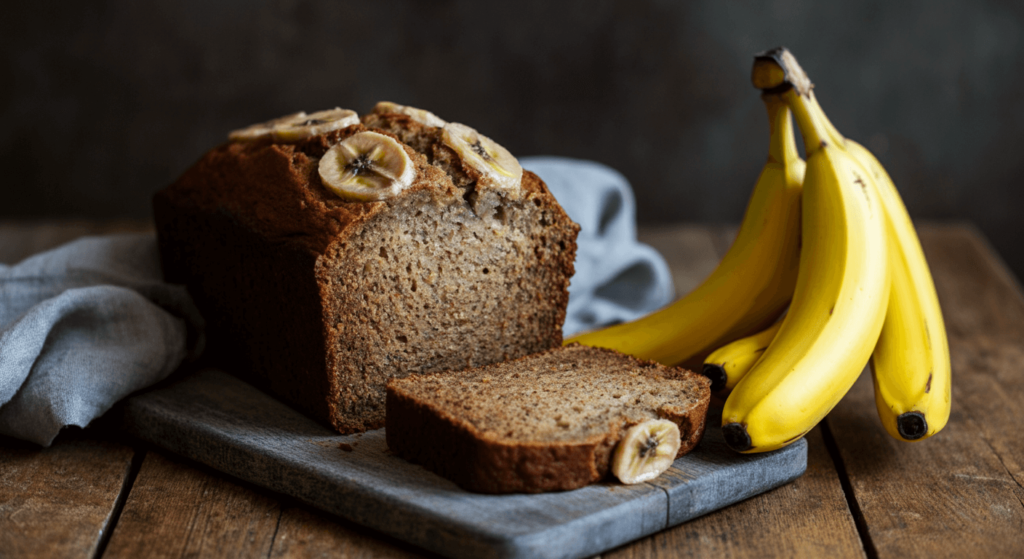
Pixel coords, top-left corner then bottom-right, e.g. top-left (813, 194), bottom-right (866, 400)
top-left (441, 122), bottom-right (522, 194)
top-left (229, 108), bottom-right (360, 143)
top-left (611, 419), bottom-right (681, 484)
top-left (318, 131), bottom-right (416, 201)
top-left (372, 101), bottom-right (447, 128)
top-left (228, 111), bottom-right (306, 142)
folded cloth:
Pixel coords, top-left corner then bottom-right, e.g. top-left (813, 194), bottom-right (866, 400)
top-left (522, 157), bottom-right (674, 337)
top-left (0, 234), bottom-right (204, 446)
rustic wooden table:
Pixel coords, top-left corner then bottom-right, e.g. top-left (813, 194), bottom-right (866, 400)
top-left (2, 220), bottom-right (1022, 558)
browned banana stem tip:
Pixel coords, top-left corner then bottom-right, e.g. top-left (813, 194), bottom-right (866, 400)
top-left (701, 363), bottom-right (728, 393)
top-left (752, 46), bottom-right (813, 96)
top-left (722, 422), bottom-right (752, 452)
top-left (897, 411), bottom-right (928, 440)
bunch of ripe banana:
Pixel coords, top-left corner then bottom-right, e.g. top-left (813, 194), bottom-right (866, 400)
top-left (567, 47), bottom-right (951, 453)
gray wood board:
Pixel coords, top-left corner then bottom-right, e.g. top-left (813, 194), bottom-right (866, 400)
top-left (120, 368), bottom-right (807, 559)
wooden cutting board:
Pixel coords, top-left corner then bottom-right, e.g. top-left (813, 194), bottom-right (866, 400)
top-left (121, 368), bottom-right (807, 559)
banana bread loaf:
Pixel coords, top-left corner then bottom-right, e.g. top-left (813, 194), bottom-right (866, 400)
top-left (386, 344), bottom-right (711, 493)
top-left (153, 103), bottom-right (579, 434)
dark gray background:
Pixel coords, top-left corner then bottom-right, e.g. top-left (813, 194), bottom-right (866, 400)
top-left (4, 0), bottom-right (1023, 281)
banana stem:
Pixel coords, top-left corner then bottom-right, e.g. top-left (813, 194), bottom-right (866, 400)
top-left (801, 89), bottom-right (846, 149)
top-left (785, 89), bottom-right (828, 156)
top-left (763, 95), bottom-right (799, 166)
top-left (753, 47), bottom-right (846, 156)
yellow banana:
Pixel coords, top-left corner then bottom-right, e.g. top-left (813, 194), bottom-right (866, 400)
top-left (565, 95), bottom-right (804, 368)
top-left (722, 48), bottom-right (890, 453)
top-left (772, 52), bottom-right (952, 442)
top-left (845, 141), bottom-right (951, 442)
top-left (702, 319), bottom-right (783, 393)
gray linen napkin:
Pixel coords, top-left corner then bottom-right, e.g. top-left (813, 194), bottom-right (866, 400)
top-left (0, 158), bottom-right (671, 446)
top-left (522, 157), bottom-right (674, 336)
top-left (0, 234), bottom-right (204, 446)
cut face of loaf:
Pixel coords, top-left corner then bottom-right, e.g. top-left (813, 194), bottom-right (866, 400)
top-left (386, 345), bottom-right (712, 494)
top-left (323, 176), bottom-right (575, 431)
top-left (154, 114), bottom-right (579, 434)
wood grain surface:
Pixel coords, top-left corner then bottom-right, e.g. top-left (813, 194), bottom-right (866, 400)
top-left (0, 432), bottom-right (135, 559)
top-left (3, 220), bottom-right (1024, 558)
top-left (103, 452), bottom-right (282, 559)
top-left (102, 451), bottom-right (432, 559)
top-left (269, 505), bottom-right (431, 559)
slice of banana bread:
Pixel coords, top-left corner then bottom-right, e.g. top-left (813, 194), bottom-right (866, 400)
top-left (154, 105), bottom-right (579, 434)
top-left (386, 344), bottom-right (711, 494)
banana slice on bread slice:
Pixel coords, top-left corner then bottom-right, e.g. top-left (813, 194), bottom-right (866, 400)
top-left (229, 108), bottom-right (360, 143)
top-left (611, 419), bottom-right (681, 484)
